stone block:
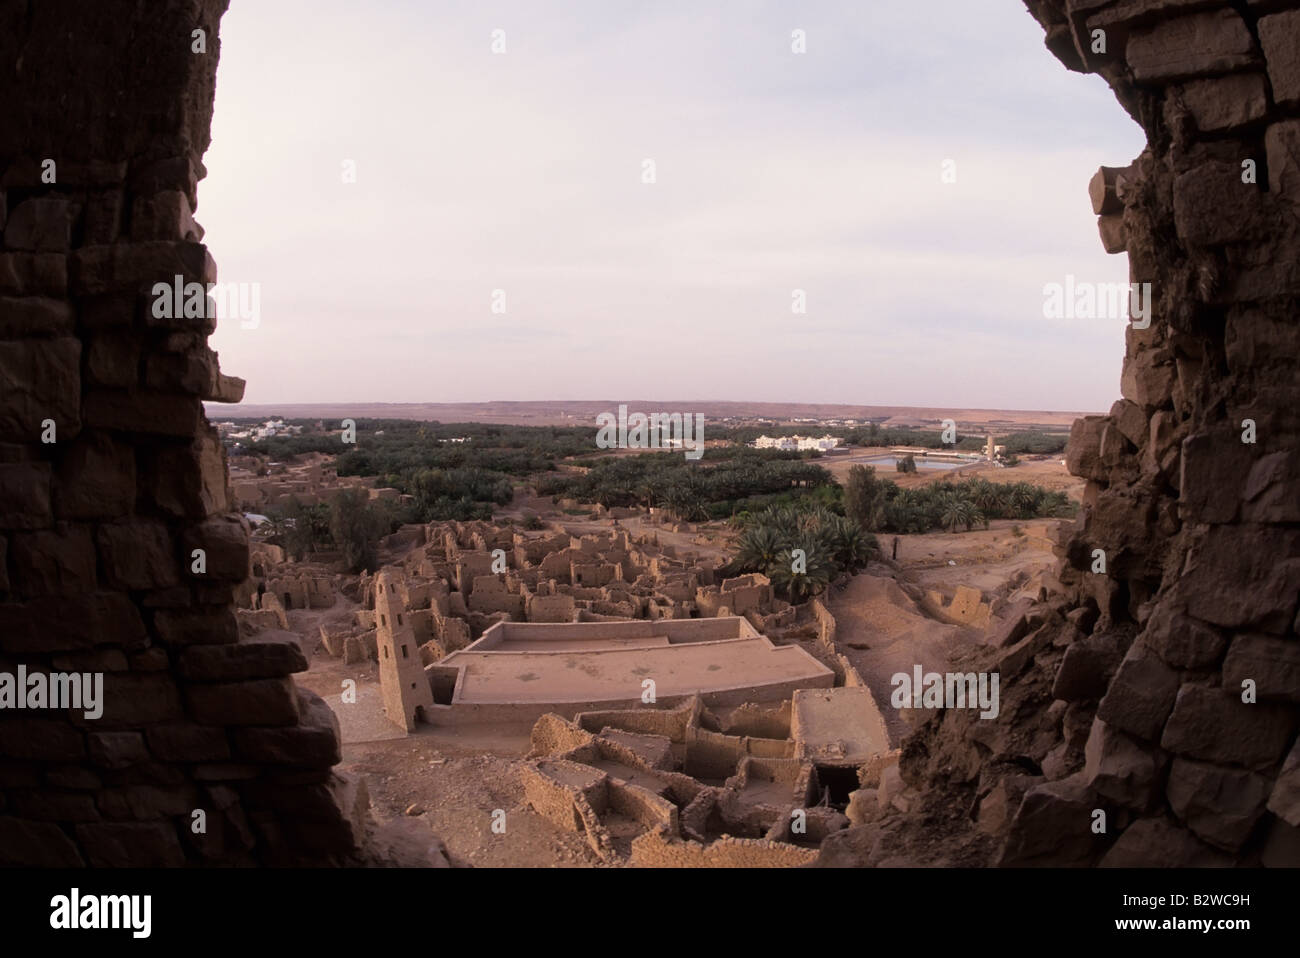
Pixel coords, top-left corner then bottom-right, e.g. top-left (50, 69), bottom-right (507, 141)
top-left (1265, 120), bottom-right (1300, 204)
top-left (1167, 757), bottom-right (1269, 850)
top-left (1178, 432), bottom-right (1245, 524)
top-left (178, 631), bottom-right (307, 681)
top-left (1175, 72), bottom-right (1268, 131)
top-left (90, 673), bottom-right (184, 727)
top-left (1088, 165), bottom-right (1126, 215)
top-left (84, 333), bottom-right (140, 388)
top-left (0, 816), bottom-right (84, 866)
top-left (8, 525), bottom-right (97, 596)
top-left (75, 821), bottom-right (187, 867)
top-left (997, 774), bottom-right (1101, 867)
top-left (148, 432), bottom-right (229, 517)
top-left (231, 689), bottom-right (341, 766)
top-left (180, 516), bottom-right (247, 580)
top-left (1172, 161), bottom-right (1260, 247)
top-left (1, 591), bottom-right (147, 654)
top-left (131, 190), bottom-right (201, 242)
top-left (1242, 451), bottom-right (1300, 523)
top-left (0, 462), bottom-right (52, 530)
top-left (1172, 526), bottom-right (1300, 633)
top-left (1126, 9), bottom-right (1256, 82)
top-left (3, 197), bottom-right (76, 251)
top-left (186, 677), bottom-right (300, 727)
top-left (83, 390), bottom-right (204, 438)
top-left (1160, 685), bottom-right (1297, 769)
top-left (0, 719), bottom-right (85, 761)
top-left (1098, 213), bottom-right (1126, 253)
top-left (53, 432), bottom-right (137, 519)
top-left (1066, 416), bottom-right (1108, 480)
top-left (97, 519), bottom-right (180, 590)
top-left (0, 337), bottom-right (81, 443)
top-left (1143, 604), bottom-right (1225, 669)
top-left (1096, 642), bottom-right (1181, 741)
top-left (0, 254), bottom-right (67, 296)
top-left (1267, 738), bottom-right (1300, 828)
top-left (87, 731), bottom-right (149, 769)
top-left (97, 784), bottom-right (199, 821)
top-left (144, 347), bottom-right (218, 395)
top-left (145, 724), bottom-right (231, 762)
top-left (1099, 816), bottom-right (1233, 868)
top-left (82, 190), bottom-right (124, 245)
top-left (1222, 634), bottom-right (1300, 703)
top-left (152, 607), bottom-right (239, 647)
top-left (1052, 631), bottom-right (1125, 702)
top-left (1259, 11), bottom-right (1300, 107)
top-left (71, 241), bottom-right (215, 299)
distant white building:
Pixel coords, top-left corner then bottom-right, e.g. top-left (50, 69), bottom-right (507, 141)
top-left (798, 435), bottom-right (841, 452)
top-left (751, 434), bottom-right (841, 452)
top-left (251, 419), bottom-right (303, 440)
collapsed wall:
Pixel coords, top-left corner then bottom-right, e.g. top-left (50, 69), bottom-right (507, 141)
top-left (891, 0), bottom-right (1300, 867)
top-left (0, 0), bottom-right (367, 865)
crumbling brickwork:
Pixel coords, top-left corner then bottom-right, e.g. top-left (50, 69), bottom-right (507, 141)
top-left (0, 0), bottom-right (365, 865)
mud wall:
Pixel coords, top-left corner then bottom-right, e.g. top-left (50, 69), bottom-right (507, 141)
top-left (0, 0), bottom-right (363, 865)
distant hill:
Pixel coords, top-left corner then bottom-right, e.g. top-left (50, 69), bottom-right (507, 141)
top-left (207, 400), bottom-right (1090, 432)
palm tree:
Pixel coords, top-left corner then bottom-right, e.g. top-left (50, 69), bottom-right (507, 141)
top-left (1010, 483), bottom-right (1039, 518)
top-left (770, 539), bottom-right (835, 603)
top-left (827, 516), bottom-right (876, 573)
top-left (939, 493), bottom-right (967, 533)
top-left (968, 480), bottom-right (1002, 516)
top-left (734, 525), bottom-right (783, 574)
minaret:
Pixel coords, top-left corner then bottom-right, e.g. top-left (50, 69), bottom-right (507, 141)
top-left (374, 568), bottom-right (436, 732)
top-left (986, 434), bottom-right (995, 461)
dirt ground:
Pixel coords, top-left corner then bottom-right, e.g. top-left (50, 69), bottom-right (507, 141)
top-left (822, 448), bottom-right (1083, 499)
top-left (293, 631), bottom-right (610, 867)
top-left (823, 518), bottom-right (1061, 744)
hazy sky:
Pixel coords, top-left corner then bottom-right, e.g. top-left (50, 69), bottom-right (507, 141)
top-left (202, 0), bottom-right (1145, 413)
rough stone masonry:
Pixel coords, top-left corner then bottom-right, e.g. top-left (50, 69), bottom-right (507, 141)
top-left (878, 0), bottom-right (1300, 868)
top-left (0, 0), bottom-right (367, 866)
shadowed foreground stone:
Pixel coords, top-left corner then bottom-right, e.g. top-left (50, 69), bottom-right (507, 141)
top-left (0, 0), bottom-right (388, 866)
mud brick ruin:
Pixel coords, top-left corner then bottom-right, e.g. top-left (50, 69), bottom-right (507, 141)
top-left (518, 694), bottom-right (878, 865)
top-left (302, 519), bottom-right (830, 731)
top-left (1, 0), bottom-right (1298, 868)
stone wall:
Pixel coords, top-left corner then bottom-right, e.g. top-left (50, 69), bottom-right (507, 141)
top-left (897, 0), bottom-right (1300, 867)
top-left (0, 0), bottom-right (364, 865)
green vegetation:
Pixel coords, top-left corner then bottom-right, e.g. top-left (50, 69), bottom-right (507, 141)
top-left (232, 417), bottom-right (1069, 529)
top-left (842, 465), bottom-right (1074, 535)
top-left (896, 453), bottom-right (917, 474)
top-left (266, 489), bottom-right (410, 573)
top-left (240, 419), bottom-right (594, 472)
top-left (238, 419), bottom-right (597, 521)
top-left (996, 431), bottom-right (1070, 455)
top-left (536, 451), bottom-right (834, 521)
top-left (329, 487), bottom-right (387, 573)
top-left (725, 503), bottom-right (879, 602)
